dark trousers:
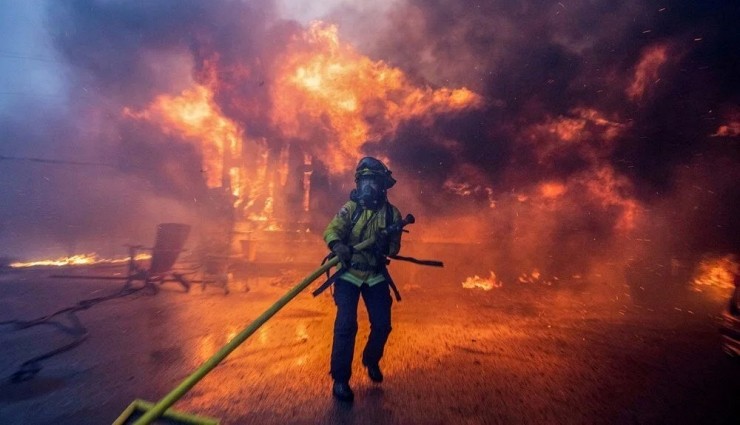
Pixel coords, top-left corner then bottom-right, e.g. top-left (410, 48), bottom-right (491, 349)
top-left (330, 278), bottom-right (393, 383)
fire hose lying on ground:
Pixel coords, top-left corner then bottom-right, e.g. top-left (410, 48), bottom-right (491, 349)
top-left (116, 213), bottom-right (442, 425)
top-left (0, 224), bottom-right (194, 383)
top-left (0, 284), bottom-right (146, 383)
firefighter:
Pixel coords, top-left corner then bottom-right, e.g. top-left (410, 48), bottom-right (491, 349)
top-left (323, 157), bottom-right (403, 402)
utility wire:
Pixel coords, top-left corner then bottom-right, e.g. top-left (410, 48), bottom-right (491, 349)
top-left (0, 91), bottom-right (66, 97)
top-left (0, 154), bottom-right (115, 168)
top-left (0, 50), bottom-right (61, 63)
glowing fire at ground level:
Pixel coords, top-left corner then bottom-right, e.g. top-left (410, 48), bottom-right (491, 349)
top-left (9, 245), bottom-right (736, 303)
top-left (8, 253), bottom-right (151, 269)
top-left (1, 255), bottom-right (737, 424)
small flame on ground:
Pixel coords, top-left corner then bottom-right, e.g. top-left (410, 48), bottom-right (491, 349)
top-left (518, 269), bottom-right (557, 286)
top-left (462, 271), bottom-right (502, 290)
top-left (519, 269), bottom-right (540, 283)
top-left (9, 253), bottom-right (151, 268)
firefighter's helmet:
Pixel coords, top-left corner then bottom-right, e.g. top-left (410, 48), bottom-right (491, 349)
top-left (354, 157), bottom-right (396, 189)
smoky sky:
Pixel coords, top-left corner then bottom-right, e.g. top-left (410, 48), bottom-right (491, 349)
top-left (0, 0), bottom-right (738, 264)
top-left (374, 0), bottom-right (739, 183)
top-left (371, 0), bottom-right (739, 254)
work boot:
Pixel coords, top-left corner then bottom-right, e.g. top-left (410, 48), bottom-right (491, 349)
top-left (332, 381), bottom-right (354, 402)
top-left (365, 363), bottom-right (383, 383)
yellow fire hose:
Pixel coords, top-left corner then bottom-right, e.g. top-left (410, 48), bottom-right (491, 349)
top-left (115, 237), bottom-right (377, 425)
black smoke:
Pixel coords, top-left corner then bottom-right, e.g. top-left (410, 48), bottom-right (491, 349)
top-left (367, 0), bottom-right (740, 258)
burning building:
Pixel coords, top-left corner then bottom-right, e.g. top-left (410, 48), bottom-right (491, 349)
top-left (0, 0), bottom-right (737, 290)
top-left (118, 20), bottom-right (482, 262)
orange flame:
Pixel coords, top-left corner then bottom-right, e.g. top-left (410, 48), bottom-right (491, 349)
top-left (124, 20), bottom-right (483, 228)
top-left (517, 269), bottom-right (556, 286)
top-left (124, 84), bottom-right (242, 189)
top-left (271, 22), bottom-right (483, 173)
top-left (462, 271), bottom-right (502, 290)
top-left (10, 253), bottom-right (151, 268)
top-left (692, 255), bottom-right (738, 290)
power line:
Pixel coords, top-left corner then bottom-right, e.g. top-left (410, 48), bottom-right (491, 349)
top-left (0, 50), bottom-right (61, 63)
top-left (0, 91), bottom-right (66, 97)
top-left (0, 154), bottom-right (115, 168)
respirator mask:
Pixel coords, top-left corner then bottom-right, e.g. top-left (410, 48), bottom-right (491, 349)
top-left (354, 175), bottom-right (384, 209)
top-left (349, 156), bottom-right (395, 209)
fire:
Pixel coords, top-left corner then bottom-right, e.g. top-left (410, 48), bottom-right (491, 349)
top-left (518, 269), bottom-right (545, 284)
top-left (124, 82), bottom-right (282, 226)
top-left (9, 253), bottom-right (151, 268)
top-left (124, 20), bottom-right (483, 230)
top-left (271, 21), bottom-right (483, 173)
top-left (692, 255), bottom-right (738, 290)
top-left (462, 272), bottom-right (502, 291)
top-left (124, 84), bottom-right (242, 189)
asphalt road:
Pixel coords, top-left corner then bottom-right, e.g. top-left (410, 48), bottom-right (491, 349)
top-left (0, 257), bottom-right (737, 424)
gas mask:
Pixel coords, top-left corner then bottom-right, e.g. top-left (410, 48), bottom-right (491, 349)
top-left (350, 157), bottom-right (395, 209)
top-left (353, 176), bottom-right (385, 209)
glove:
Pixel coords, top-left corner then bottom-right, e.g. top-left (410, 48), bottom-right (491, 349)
top-left (330, 241), bottom-right (353, 268)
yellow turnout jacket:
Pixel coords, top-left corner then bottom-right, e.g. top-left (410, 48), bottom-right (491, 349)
top-left (323, 200), bottom-right (402, 287)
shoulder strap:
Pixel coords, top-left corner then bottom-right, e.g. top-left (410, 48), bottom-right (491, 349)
top-left (385, 203), bottom-right (395, 227)
top-left (350, 204), bottom-right (364, 228)
top-left (340, 202), bottom-right (364, 244)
